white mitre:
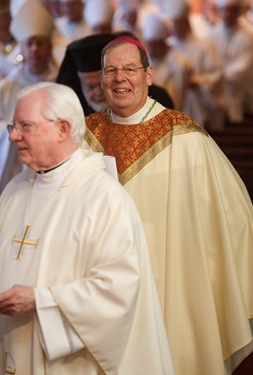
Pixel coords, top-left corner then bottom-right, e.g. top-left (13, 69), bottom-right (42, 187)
top-left (10, 1), bottom-right (54, 42)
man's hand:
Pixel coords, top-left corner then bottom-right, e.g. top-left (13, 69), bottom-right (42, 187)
top-left (0, 285), bottom-right (35, 315)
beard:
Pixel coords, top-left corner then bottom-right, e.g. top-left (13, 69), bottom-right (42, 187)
top-left (84, 94), bottom-right (109, 113)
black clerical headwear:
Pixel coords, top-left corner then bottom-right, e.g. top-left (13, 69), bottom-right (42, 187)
top-left (69, 33), bottom-right (116, 73)
top-left (56, 34), bottom-right (117, 115)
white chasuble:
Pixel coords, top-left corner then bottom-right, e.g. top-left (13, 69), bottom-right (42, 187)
top-left (0, 149), bottom-right (175, 375)
top-left (85, 106), bottom-right (253, 375)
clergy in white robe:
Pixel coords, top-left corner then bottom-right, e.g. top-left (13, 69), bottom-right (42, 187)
top-left (55, 0), bottom-right (91, 41)
top-left (0, 5), bottom-right (18, 81)
top-left (84, 36), bottom-right (253, 375)
top-left (206, 0), bottom-right (253, 123)
top-left (0, 81), bottom-right (175, 375)
top-left (141, 10), bottom-right (193, 112)
top-left (165, 0), bottom-right (226, 130)
top-left (0, 1), bottom-right (58, 194)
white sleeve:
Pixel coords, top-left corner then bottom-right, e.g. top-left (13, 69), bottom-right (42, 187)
top-left (34, 287), bottom-right (84, 361)
top-left (103, 155), bottom-right (119, 181)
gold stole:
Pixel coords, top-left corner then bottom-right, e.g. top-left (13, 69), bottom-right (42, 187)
top-left (85, 109), bottom-right (207, 185)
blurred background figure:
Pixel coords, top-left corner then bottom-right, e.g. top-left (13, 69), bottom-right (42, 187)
top-left (43, 0), bottom-right (65, 19)
top-left (189, 0), bottom-right (221, 38)
top-left (166, 0), bottom-right (226, 130)
top-left (206, 0), bottom-right (253, 123)
top-left (0, 1), bottom-right (18, 80)
top-left (41, 0), bottom-right (71, 66)
top-left (141, 9), bottom-right (192, 111)
top-left (239, 0), bottom-right (253, 33)
top-left (55, 0), bottom-right (90, 41)
top-left (112, 0), bottom-right (143, 38)
top-left (0, 1), bottom-right (58, 194)
top-left (85, 0), bottom-right (115, 34)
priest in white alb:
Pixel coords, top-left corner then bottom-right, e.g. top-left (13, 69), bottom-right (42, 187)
top-left (0, 81), bottom-right (175, 375)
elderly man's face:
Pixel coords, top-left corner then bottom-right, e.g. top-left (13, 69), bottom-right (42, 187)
top-left (78, 70), bottom-right (109, 112)
top-left (9, 91), bottom-right (61, 171)
top-left (21, 36), bottom-right (52, 75)
top-left (101, 43), bottom-right (153, 118)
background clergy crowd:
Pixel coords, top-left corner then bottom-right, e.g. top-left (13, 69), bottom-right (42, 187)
top-left (0, 4), bottom-right (253, 220)
top-left (1, 0), bottom-right (253, 127)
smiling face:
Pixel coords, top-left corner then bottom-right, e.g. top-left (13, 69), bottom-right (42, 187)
top-left (78, 70), bottom-right (108, 112)
top-left (101, 43), bottom-right (153, 117)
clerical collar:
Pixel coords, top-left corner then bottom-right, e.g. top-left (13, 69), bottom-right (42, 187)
top-left (108, 96), bottom-right (156, 125)
top-left (37, 157), bottom-right (71, 174)
top-left (34, 149), bottom-right (84, 190)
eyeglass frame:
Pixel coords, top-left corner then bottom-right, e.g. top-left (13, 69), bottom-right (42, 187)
top-left (101, 66), bottom-right (145, 77)
top-left (6, 119), bottom-right (55, 135)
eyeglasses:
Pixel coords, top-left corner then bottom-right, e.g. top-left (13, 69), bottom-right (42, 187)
top-left (102, 66), bottom-right (145, 77)
top-left (7, 120), bottom-right (54, 135)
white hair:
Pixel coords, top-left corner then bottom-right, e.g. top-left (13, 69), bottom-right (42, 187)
top-left (16, 82), bottom-right (86, 146)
